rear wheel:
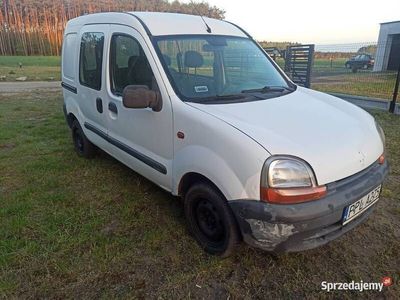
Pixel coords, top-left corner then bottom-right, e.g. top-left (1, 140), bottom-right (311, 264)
top-left (71, 120), bottom-right (96, 158)
top-left (184, 183), bottom-right (240, 257)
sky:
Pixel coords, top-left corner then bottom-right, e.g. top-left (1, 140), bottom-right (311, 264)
top-left (183, 0), bottom-right (400, 44)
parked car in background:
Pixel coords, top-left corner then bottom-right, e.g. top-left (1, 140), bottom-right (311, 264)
top-left (345, 54), bottom-right (375, 70)
top-left (62, 12), bottom-right (388, 257)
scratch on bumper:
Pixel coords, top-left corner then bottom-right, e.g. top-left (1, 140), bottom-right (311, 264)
top-left (246, 219), bottom-right (296, 249)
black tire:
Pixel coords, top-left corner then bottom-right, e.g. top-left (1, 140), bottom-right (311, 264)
top-left (184, 182), bottom-right (240, 257)
top-left (71, 119), bottom-right (96, 158)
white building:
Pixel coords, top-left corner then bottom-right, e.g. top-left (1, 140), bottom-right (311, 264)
top-left (373, 21), bottom-right (400, 72)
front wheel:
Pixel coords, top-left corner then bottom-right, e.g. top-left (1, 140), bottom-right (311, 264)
top-left (184, 183), bottom-right (240, 257)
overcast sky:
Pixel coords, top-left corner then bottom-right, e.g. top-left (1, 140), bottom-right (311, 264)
top-left (183, 0), bottom-right (399, 44)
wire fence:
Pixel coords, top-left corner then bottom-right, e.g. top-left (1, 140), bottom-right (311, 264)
top-left (310, 42), bottom-right (399, 101)
top-left (269, 41), bottom-right (400, 103)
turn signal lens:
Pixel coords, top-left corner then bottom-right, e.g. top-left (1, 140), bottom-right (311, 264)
top-left (378, 154), bottom-right (385, 164)
top-left (261, 186), bottom-right (327, 204)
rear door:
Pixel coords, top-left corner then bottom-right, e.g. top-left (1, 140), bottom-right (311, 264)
top-left (104, 24), bottom-right (173, 190)
top-left (77, 25), bottom-right (110, 149)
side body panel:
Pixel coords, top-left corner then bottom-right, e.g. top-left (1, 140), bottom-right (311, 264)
top-left (171, 97), bottom-right (270, 200)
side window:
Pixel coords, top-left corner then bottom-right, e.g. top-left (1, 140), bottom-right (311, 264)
top-left (79, 32), bottom-right (104, 90)
top-left (62, 33), bottom-right (77, 80)
top-left (110, 34), bottom-right (155, 95)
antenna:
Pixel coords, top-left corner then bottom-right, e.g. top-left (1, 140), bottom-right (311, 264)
top-left (190, 0), bottom-right (212, 33)
top-left (201, 15), bottom-right (212, 33)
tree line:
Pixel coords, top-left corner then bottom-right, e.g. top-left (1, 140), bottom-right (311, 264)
top-left (0, 0), bottom-right (225, 56)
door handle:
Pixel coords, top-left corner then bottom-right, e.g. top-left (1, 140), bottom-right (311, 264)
top-left (108, 102), bottom-right (118, 114)
top-left (96, 97), bottom-right (103, 113)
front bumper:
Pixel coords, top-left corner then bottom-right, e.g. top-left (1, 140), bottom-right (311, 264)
top-left (229, 160), bottom-right (389, 253)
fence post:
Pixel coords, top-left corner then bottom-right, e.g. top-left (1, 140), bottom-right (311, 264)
top-left (389, 62), bottom-right (400, 113)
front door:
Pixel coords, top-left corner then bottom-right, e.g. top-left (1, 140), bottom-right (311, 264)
top-left (104, 25), bottom-right (173, 190)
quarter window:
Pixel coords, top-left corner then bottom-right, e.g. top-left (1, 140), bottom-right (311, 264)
top-left (62, 33), bottom-right (77, 80)
top-left (79, 32), bottom-right (104, 90)
top-left (110, 34), bottom-right (156, 95)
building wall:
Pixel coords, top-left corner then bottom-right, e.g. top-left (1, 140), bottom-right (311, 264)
top-left (373, 21), bottom-right (400, 72)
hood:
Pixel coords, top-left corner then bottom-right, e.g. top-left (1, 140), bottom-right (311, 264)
top-left (188, 87), bottom-right (384, 185)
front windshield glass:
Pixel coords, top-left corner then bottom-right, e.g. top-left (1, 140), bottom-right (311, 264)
top-left (155, 35), bottom-right (293, 103)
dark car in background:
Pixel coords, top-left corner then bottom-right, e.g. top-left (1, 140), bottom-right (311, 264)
top-left (345, 54), bottom-right (375, 71)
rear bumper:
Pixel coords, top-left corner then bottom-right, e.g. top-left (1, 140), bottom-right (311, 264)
top-left (229, 160), bottom-right (389, 253)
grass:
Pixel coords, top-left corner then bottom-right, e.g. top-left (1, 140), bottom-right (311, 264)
top-left (312, 72), bottom-right (397, 100)
top-left (0, 56), bottom-right (61, 81)
top-left (0, 90), bottom-right (399, 298)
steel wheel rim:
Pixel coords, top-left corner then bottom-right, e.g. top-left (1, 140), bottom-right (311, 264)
top-left (194, 198), bottom-right (225, 243)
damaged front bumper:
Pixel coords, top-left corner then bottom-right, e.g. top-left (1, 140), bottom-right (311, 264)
top-left (229, 160), bottom-right (389, 253)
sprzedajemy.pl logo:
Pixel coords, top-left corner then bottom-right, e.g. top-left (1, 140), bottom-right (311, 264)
top-left (321, 277), bottom-right (393, 292)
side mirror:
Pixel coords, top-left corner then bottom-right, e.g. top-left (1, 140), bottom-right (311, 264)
top-left (122, 85), bottom-right (162, 112)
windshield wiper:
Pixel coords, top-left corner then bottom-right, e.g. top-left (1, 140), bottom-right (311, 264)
top-left (241, 86), bottom-right (293, 94)
top-left (195, 93), bottom-right (247, 103)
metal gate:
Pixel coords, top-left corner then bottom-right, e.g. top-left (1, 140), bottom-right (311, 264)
top-left (284, 44), bottom-right (314, 88)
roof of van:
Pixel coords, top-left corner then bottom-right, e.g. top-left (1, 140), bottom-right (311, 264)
top-left (65, 12), bottom-right (248, 38)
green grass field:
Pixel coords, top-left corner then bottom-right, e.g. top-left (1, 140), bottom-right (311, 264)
top-left (312, 72), bottom-right (397, 99)
top-left (0, 56), bottom-right (61, 81)
top-left (0, 90), bottom-right (399, 298)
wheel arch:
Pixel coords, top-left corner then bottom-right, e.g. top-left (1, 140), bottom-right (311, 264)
top-left (178, 172), bottom-right (226, 199)
top-left (66, 112), bottom-right (78, 128)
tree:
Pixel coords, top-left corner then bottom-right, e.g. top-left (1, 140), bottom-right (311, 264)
top-left (0, 0), bottom-right (226, 55)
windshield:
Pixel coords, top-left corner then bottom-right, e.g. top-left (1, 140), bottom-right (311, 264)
top-left (154, 35), bottom-right (294, 103)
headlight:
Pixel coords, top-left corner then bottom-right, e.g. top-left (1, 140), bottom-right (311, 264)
top-left (260, 156), bottom-right (326, 204)
top-left (267, 159), bottom-right (315, 188)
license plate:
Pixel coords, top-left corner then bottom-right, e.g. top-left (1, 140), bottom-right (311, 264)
top-left (342, 185), bottom-right (381, 225)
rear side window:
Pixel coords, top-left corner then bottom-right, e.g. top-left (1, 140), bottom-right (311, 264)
top-left (79, 32), bottom-right (104, 90)
top-left (62, 33), bottom-right (77, 80)
top-left (110, 34), bottom-right (155, 95)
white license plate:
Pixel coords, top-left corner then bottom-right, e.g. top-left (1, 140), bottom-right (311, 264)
top-left (342, 185), bottom-right (381, 225)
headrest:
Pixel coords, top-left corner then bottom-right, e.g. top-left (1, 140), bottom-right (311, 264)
top-left (128, 56), bottom-right (138, 68)
top-left (162, 54), bottom-right (171, 66)
top-left (184, 51), bottom-right (203, 68)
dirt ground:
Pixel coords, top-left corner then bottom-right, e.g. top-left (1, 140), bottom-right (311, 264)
top-left (0, 81), bottom-right (61, 93)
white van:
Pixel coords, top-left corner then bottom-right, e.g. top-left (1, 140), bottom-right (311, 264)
top-left (62, 12), bottom-right (388, 257)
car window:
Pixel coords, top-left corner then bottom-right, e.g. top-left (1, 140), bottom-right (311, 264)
top-left (62, 33), bottom-right (77, 80)
top-left (79, 32), bottom-right (104, 90)
top-left (156, 35), bottom-right (290, 102)
top-left (110, 34), bottom-right (156, 96)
